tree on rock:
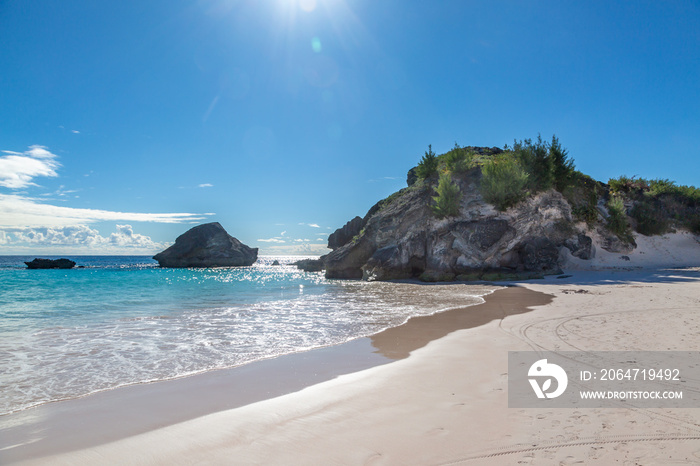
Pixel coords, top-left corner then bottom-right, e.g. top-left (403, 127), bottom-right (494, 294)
top-left (416, 144), bottom-right (438, 179)
top-left (432, 173), bottom-right (461, 218)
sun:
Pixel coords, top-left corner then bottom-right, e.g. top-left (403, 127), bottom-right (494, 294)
top-left (299, 0), bottom-right (317, 13)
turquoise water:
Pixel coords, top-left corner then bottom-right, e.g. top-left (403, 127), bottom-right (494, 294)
top-left (0, 255), bottom-right (493, 415)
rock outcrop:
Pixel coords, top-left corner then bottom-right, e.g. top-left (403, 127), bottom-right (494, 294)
top-left (294, 259), bottom-right (324, 272)
top-left (25, 258), bottom-right (76, 269)
top-left (328, 216), bottom-right (364, 250)
top-left (324, 166), bottom-right (594, 281)
top-left (153, 222), bottom-right (257, 268)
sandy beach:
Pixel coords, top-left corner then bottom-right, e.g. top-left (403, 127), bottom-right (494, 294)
top-left (3, 232), bottom-right (700, 465)
top-left (2, 267), bottom-right (699, 464)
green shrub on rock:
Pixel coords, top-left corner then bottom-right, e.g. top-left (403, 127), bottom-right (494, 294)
top-left (549, 135), bottom-right (576, 192)
top-left (630, 200), bottom-right (669, 236)
top-left (445, 143), bottom-right (474, 174)
top-left (432, 173), bottom-right (461, 218)
top-left (606, 196), bottom-right (634, 242)
top-left (512, 135), bottom-right (553, 192)
top-left (416, 144), bottom-right (438, 179)
top-left (480, 153), bottom-right (529, 210)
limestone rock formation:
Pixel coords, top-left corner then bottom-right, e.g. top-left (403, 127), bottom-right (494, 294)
top-left (324, 167), bottom-right (594, 281)
top-left (153, 222), bottom-right (257, 268)
top-left (25, 258), bottom-right (76, 269)
top-left (328, 216), bottom-right (364, 250)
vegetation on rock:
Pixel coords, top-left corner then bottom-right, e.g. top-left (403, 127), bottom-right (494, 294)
top-left (406, 135), bottom-right (699, 239)
top-left (605, 196), bottom-right (634, 242)
top-left (415, 144), bottom-right (438, 179)
top-left (608, 175), bottom-right (700, 235)
top-left (432, 173), bottom-right (461, 218)
top-left (444, 143), bottom-right (474, 174)
top-left (480, 154), bottom-right (529, 211)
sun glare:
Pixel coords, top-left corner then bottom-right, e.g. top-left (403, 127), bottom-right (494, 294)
top-left (299, 0), bottom-right (317, 12)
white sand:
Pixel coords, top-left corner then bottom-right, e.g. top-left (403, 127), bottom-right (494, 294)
top-left (565, 230), bottom-right (700, 270)
top-left (9, 232), bottom-right (700, 465)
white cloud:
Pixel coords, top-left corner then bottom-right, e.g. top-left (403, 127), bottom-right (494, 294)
top-left (0, 194), bottom-right (208, 228)
top-left (109, 224), bottom-right (161, 248)
top-left (0, 145), bottom-right (60, 188)
top-left (1, 224), bottom-right (167, 253)
top-left (298, 223), bottom-right (321, 228)
top-left (367, 176), bottom-right (398, 183)
top-left (39, 185), bottom-right (80, 199)
top-left (71, 130), bottom-right (80, 134)
top-left (198, 183), bottom-right (213, 188)
top-left (0, 145), bottom-right (210, 251)
top-left (280, 230), bottom-right (287, 236)
top-left (257, 237), bottom-right (285, 243)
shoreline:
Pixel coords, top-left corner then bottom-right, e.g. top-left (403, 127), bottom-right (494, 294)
top-left (0, 285), bottom-right (548, 463)
top-left (0, 281), bottom-right (498, 419)
top-left (4, 268), bottom-right (700, 464)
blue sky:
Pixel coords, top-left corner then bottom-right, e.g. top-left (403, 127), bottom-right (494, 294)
top-left (1, 0), bottom-right (699, 255)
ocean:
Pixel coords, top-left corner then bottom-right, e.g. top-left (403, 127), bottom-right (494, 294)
top-left (0, 255), bottom-right (494, 415)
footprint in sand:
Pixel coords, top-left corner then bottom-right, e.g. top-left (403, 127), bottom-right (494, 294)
top-left (425, 427), bottom-right (447, 436)
top-left (692, 447), bottom-right (700, 460)
top-left (364, 452), bottom-right (383, 465)
top-left (559, 455), bottom-right (585, 465)
top-left (587, 445), bottom-right (605, 460)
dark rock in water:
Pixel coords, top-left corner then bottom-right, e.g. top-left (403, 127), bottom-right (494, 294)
top-left (294, 259), bottom-right (324, 272)
top-left (25, 258), bottom-right (76, 269)
top-left (271, 260), bottom-right (280, 266)
top-left (328, 216), bottom-right (364, 250)
top-left (153, 222), bottom-right (257, 268)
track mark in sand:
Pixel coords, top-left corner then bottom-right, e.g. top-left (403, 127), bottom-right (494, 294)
top-left (426, 427), bottom-right (447, 436)
top-left (436, 435), bottom-right (700, 464)
top-left (559, 455), bottom-right (586, 465)
top-left (364, 452), bottom-right (384, 465)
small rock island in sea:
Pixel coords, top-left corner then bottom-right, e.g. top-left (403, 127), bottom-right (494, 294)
top-left (153, 222), bottom-right (258, 268)
top-left (25, 258), bottom-right (76, 269)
